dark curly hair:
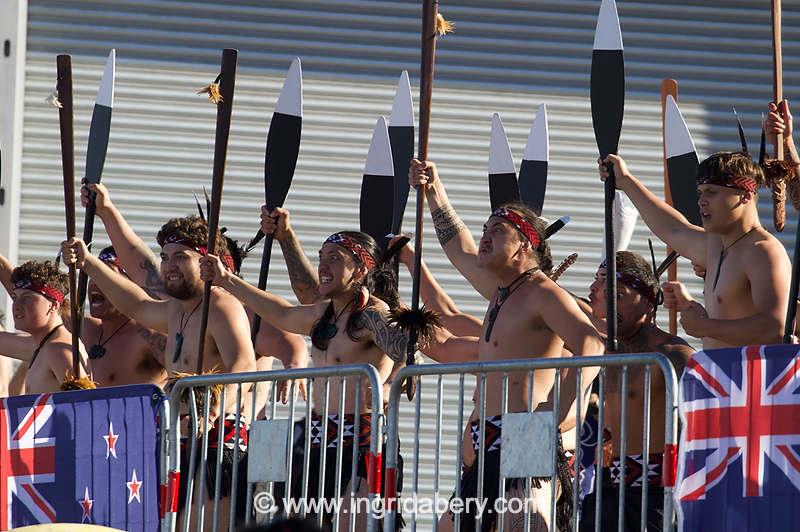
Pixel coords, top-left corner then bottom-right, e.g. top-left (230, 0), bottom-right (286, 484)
top-left (616, 251), bottom-right (661, 307)
top-left (498, 201), bottom-right (554, 274)
top-left (156, 215), bottom-right (230, 256)
top-left (310, 231), bottom-right (400, 350)
top-left (697, 151), bottom-right (766, 189)
top-left (11, 260), bottom-right (68, 298)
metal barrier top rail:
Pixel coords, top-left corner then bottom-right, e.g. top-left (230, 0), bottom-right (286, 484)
top-left (383, 353), bottom-right (679, 532)
top-left (164, 363), bottom-right (384, 532)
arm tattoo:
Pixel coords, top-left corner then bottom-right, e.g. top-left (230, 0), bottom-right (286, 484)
top-left (357, 309), bottom-right (409, 362)
top-left (279, 235), bottom-right (320, 303)
top-left (140, 258), bottom-right (166, 299)
top-left (431, 203), bottom-right (467, 246)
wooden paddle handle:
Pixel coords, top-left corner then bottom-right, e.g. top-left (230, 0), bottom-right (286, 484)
top-left (771, 0), bottom-right (787, 232)
top-left (196, 48), bottom-right (238, 374)
top-left (661, 79), bottom-right (679, 336)
top-left (772, 0), bottom-right (784, 160)
top-left (56, 54), bottom-right (81, 377)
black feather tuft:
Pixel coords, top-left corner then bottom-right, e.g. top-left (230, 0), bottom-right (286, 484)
top-left (389, 306), bottom-right (442, 355)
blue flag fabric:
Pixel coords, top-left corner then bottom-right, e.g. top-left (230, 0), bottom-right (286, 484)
top-left (0, 384), bottom-right (164, 530)
top-left (677, 344), bottom-right (800, 531)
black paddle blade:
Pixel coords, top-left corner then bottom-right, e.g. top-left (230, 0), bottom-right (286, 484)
top-left (518, 160), bottom-right (547, 215)
top-left (591, 50), bottom-right (625, 158)
top-left (664, 95), bottom-right (702, 227)
top-left (488, 113), bottom-right (519, 210)
top-left (264, 113), bottom-right (302, 210)
top-left (519, 104), bottom-right (549, 216)
top-left (360, 117), bottom-right (395, 249)
top-left (389, 70), bottom-right (415, 235)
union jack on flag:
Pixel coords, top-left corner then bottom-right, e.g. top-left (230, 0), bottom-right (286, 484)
top-left (0, 384), bottom-right (164, 530)
top-left (676, 344), bottom-right (800, 531)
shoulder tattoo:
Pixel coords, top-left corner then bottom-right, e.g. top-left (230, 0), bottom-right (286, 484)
top-left (357, 309), bottom-right (409, 363)
top-left (431, 203), bottom-right (467, 246)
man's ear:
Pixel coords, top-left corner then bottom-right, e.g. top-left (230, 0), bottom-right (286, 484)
top-left (739, 190), bottom-right (755, 205)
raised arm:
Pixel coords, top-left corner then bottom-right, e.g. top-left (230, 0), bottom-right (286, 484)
top-left (61, 238), bottom-right (169, 333)
top-left (393, 237), bottom-right (482, 337)
top-left (199, 254), bottom-right (319, 335)
top-left (409, 159), bottom-right (496, 299)
top-left (261, 206), bottom-right (319, 304)
top-left (0, 254), bottom-right (14, 295)
top-left (601, 155), bottom-right (706, 265)
top-left (767, 100), bottom-right (800, 180)
top-left (82, 182), bottom-right (167, 298)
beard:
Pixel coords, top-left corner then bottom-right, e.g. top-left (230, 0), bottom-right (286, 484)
top-left (165, 278), bottom-right (201, 300)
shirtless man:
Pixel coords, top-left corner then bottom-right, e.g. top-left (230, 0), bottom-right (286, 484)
top-left (599, 152), bottom-right (790, 348)
top-left (200, 227), bottom-right (476, 530)
top-left (0, 261), bottom-right (89, 393)
top-left (62, 216), bottom-right (257, 530)
top-left (81, 183), bottom-right (307, 405)
top-left (410, 159), bottom-right (605, 531)
top-left (575, 251), bottom-right (693, 531)
top-left (82, 246), bottom-right (167, 387)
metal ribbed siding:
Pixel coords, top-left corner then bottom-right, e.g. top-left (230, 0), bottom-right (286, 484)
top-left (20, 0), bottom-right (798, 527)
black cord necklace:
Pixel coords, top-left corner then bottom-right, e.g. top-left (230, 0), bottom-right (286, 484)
top-left (484, 267), bottom-right (540, 342)
top-left (89, 318), bottom-right (132, 359)
top-left (173, 299), bottom-right (203, 363)
top-left (29, 324), bottom-right (63, 369)
top-left (712, 228), bottom-right (756, 291)
top-left (318, 299), bottom-right (355, 341)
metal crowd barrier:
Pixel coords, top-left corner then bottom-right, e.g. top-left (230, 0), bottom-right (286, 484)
top-left (382, 353), bottom-right (679, 532)
top-left (164, 363), bottom-right (384, 532)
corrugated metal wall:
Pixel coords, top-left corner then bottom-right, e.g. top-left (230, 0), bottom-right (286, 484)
top-left (20, 0), bottom-right (799, 527)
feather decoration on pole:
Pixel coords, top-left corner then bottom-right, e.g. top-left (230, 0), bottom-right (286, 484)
top-left (392, 0), bottom-right (451, 400)
top-left (195, 49), bottom-right (238, 374)
top-left (55, 54), bottom-right (82, 379)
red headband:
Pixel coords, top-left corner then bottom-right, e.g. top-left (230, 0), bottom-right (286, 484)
top-left (162, 234), bottom-right (236, 272)
top-left (697, 174), bottom-right (757, 193)
top-left (324, 233), bottom-right (376, 271)
top-left (491, 208), bottom-right (542, 249)
top-left (13, 279), bottom-right (65, 305)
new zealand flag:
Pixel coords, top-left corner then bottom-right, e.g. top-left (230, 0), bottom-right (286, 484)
top-left (676, 344), bottom-right (800, 531)
top-left (0, 384), bottom-right (164, 530)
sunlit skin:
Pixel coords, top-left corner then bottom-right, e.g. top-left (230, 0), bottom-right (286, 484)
top-left (82, 263), bottom-right (167, 388)
top-left (60, 236), bottom-right (257, 414)
top-left (0, 288), bottom-right (89, 393)
top-left (600, 153), bottom-right (790, 349)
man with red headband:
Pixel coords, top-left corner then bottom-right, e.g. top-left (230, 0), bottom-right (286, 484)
top-left (0, 260), bottom-right (89, 393)
top-left (80, 182), bottom-right (307, 404)
top-left (61, 215), bottom-right (257, 382)
top-left (81, 246), bottom-right (168, 387)
top-left (599, 152), bottom-right (790, 348)
top-left (200, 225), bottom-right (476, 530)
top-left (410, 159), bottom-right (605, 531)
top-left (575, 251), bottom-right (693, 531)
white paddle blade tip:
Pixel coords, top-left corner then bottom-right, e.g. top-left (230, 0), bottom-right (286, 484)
top-left (389, 71), bottom-right (414, 127)
top-left (524, 103), bottom-right (549, 162)
top-left (96, 49), bottom-right (116, 107)
top-left (593, 0), bottom-right (623, 51)
top-left (275, 58), bottom-right (303, 117)
top-left (364, 116), bottom-right (394, 176)
top-left (664, 95), bottom-right (697, 159)
top-left (489, 113), bottom-right (516, 175)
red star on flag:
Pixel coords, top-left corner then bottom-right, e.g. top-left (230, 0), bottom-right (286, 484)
top-left (127, 469), bottom-right (142, 504)
top-left (103, 421), bottom-right (119, 459)
top-left (79, 486), bottom-right (93, 522)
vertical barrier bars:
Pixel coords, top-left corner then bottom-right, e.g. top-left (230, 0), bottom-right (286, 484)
top-left (228, 384), bottom-right (243, 532)
top-left (453, 373), bottom-right (466, 531)
top-left (641, 366), bottom-right (651, 532)
top-left (550, 370), bottom-right (561, 530)
top-left (316, 379), bottom-right (331, 528)
top-left (572, 368), bottom-right (584, 531)
top-left (332, 379), bottom-right (347, 530)
top-left (433, 375), bottom-right (444, 532)
top-left (301, 378), bottom-right (314, 516)
top-left (496, 373), bottom-right (509, 531)
top-left (349, 378), bottom-right (362, 532)
top-left (211, 386), bottom-right (227, 531)
top-left (594, 369), bottom-right (605, 532)
top-left (411, 377), bottom-right (423, 532)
